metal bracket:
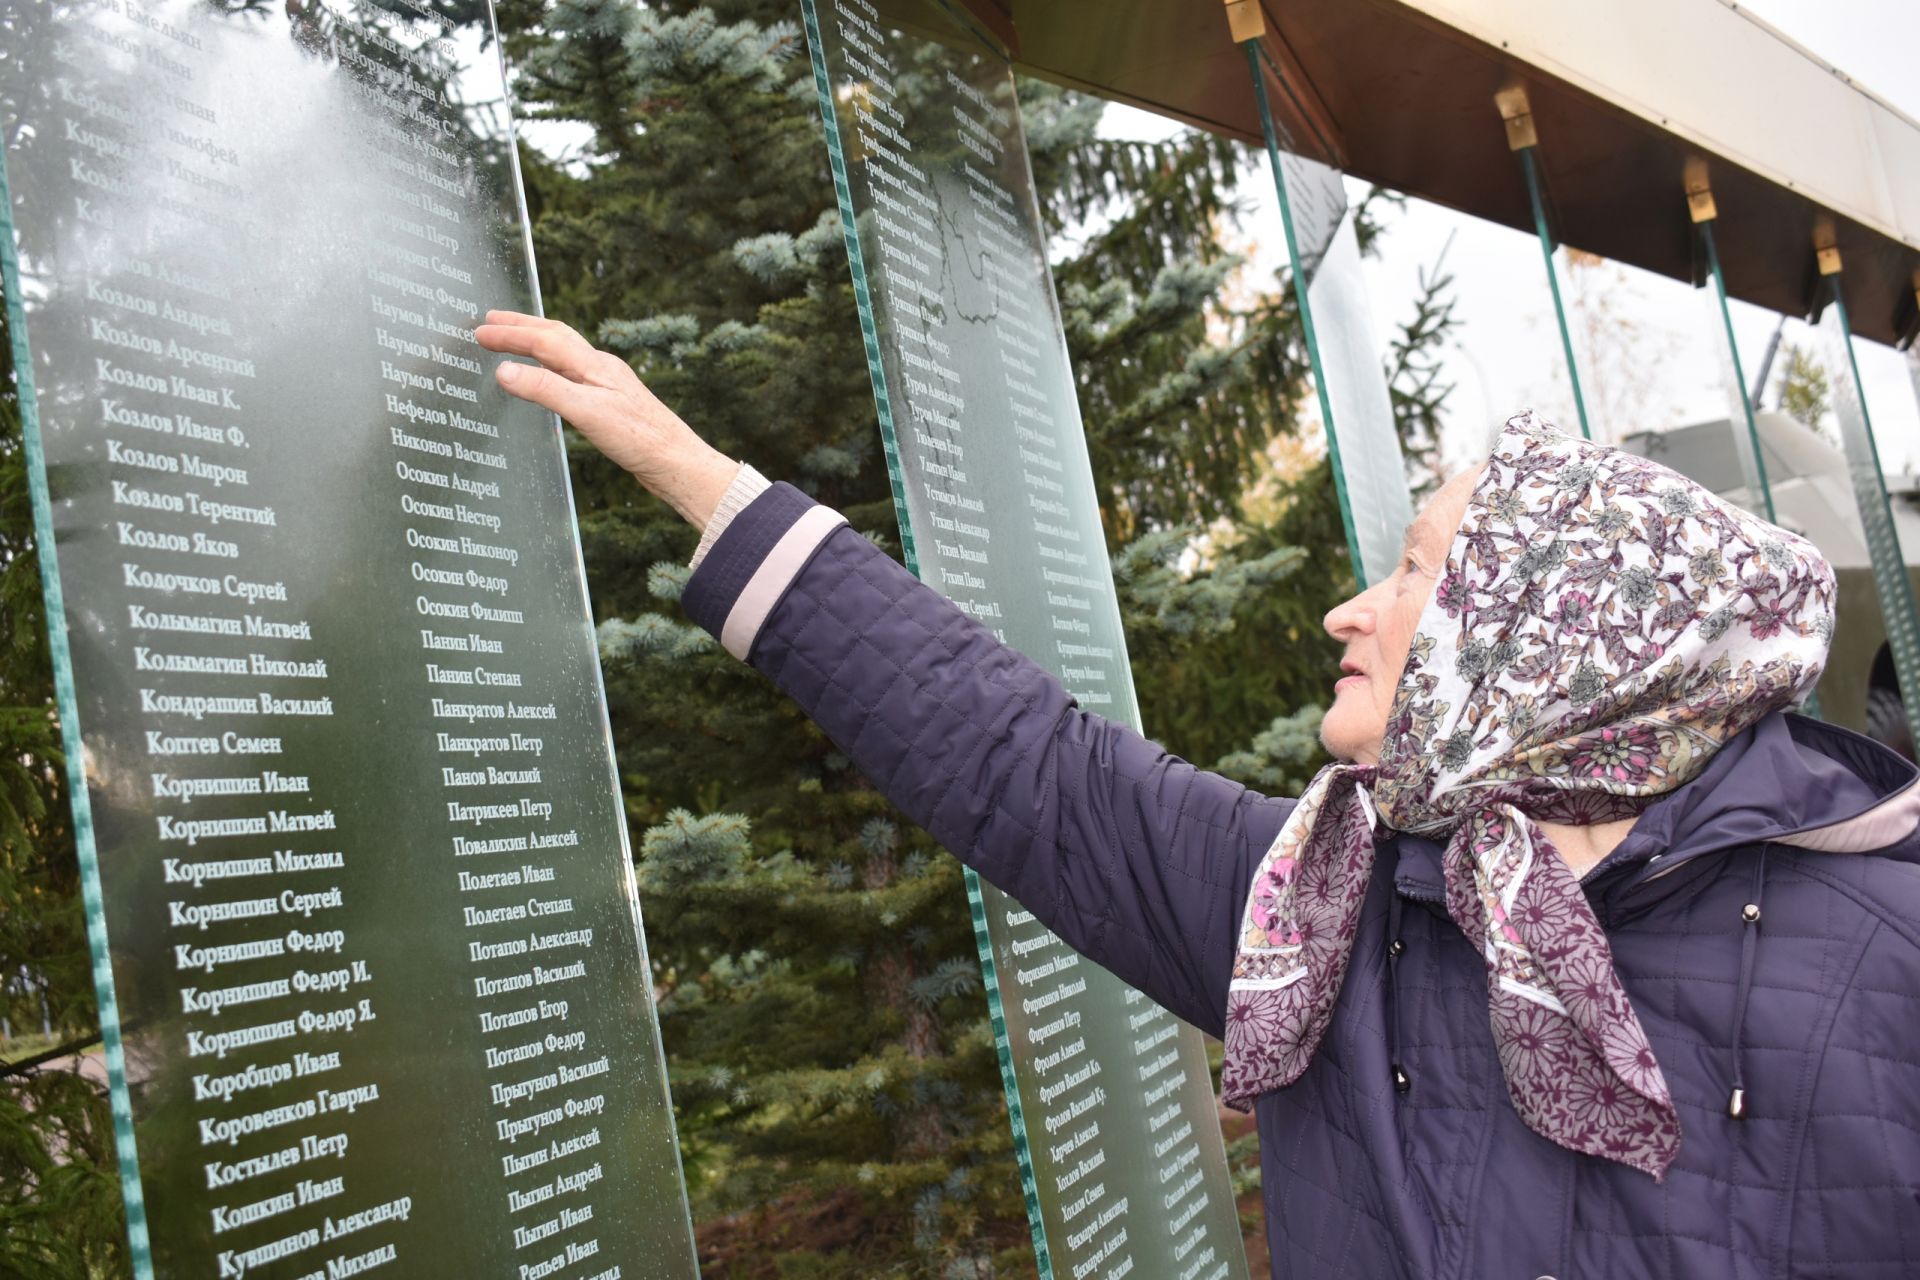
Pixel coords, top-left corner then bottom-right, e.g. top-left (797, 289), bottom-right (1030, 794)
top-left (1225, 0), bottom-right (1265, 43)
top-left (1814, 218), bottom-right (1842, 276)
top-left (1494, 84), bottom-right (1538, 151)
top-left (946, 0), bottom-right (1018, 57)
top-left (1684, 156), bottom-right (1717, 223)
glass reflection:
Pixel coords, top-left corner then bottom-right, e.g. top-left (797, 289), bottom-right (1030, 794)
top-left (1245, 42), bottom-right (1411, 589)
top-left (0, 0), bottom-right (695, 1272)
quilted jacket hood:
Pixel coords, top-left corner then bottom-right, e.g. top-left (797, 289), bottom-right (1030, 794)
top-left (1392, 711), bottom-right (1918, 922)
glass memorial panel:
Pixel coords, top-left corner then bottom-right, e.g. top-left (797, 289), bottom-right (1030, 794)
top-left (1699, 223), bottom-right (1775, 521)
top-left (800, 2), bottom-right (1246, 1276)
top-left (0, 0), bottom-right (697, 1274)
top-left (1689, 225), bottom-right (1835, 717)
top-left (1910, 342), bottom-right (1920, 428)
top-left (1246, 45), bottom-right (1412, 588)
top-left (1813, 283), bottom-right (1920, 747)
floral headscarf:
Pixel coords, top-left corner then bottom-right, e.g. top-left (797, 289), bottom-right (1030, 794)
top-left (1220, 412), bottom-right (1834, 1178)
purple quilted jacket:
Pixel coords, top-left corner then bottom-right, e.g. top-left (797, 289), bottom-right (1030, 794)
top-left (682, 482), bottom-right (1920, 1279)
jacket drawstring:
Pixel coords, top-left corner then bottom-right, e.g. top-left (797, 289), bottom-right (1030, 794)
top-left (1388, 889), bottom-right (1409, 1094)
top-left (1727, 847), bottom-right (1769, 1119)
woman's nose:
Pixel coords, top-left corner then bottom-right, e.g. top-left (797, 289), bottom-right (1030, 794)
top-left (1323, 593), bottom-right (1376, 640)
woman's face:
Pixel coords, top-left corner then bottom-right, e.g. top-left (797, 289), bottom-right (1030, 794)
top-left (1320, 467), bottom-right (1482, 765)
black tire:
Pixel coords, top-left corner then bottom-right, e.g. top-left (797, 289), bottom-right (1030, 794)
top-left (1863, 684), bottom-right (1915, 762)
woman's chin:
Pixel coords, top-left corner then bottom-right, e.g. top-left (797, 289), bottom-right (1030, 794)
top-left (1318, 710), bottom-right (1379, 765)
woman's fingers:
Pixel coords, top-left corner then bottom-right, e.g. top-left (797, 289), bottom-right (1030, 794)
top-left (494, 364), bottom-right (652, 474)
top-left (475, 316), bottom-right (601, 384)
top-left (477, 312), bottom-right (683, 481)
top-left (495, 360), bottom-right (600, 426)
top-left (475, 310), bottom-right (566, 351)
top-left (477, 308), bottom-right (735, 523)
top-left (482, 309), bottom-right (548, 328)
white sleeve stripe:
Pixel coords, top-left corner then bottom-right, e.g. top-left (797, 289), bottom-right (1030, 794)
top-left (719, 504), bottom-right (848, 661)
top-left (689, 463), bottom-right (772, 570)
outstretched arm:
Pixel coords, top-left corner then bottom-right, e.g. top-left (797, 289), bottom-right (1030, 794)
top-left (476, 312), bottom-right (1293, 1037)
top-left (475, 309), bottom-right (742, 528)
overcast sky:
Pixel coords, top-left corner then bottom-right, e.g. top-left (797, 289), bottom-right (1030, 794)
top-left (1096, 0), bottom-right (1920, 479)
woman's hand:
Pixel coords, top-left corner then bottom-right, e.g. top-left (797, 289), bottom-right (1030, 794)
top-left (474, 309), bottom-right (740, 528)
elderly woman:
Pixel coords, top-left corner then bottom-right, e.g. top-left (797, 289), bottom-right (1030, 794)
top-left (478, 311), bottom-right (1920, 1278)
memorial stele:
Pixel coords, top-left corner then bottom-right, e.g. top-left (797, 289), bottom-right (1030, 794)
top-left (0, 0), bottom-right (697, 1273)
top-left (801, 1), bottom-right (1248, 1276)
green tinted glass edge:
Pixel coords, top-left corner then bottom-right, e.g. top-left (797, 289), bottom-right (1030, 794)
top-left (0, 129), bottom-right (157, 1280)
top-left (1243, 41), bottom-right (1368, 587)
top-left (490, 6), bottom-right (701, 1259)
top-left (1518, 147), bottom-right (1592, 441)
top-left (1825, 282), bottom-right (1920, 715)
top-left (1701, 222), bottom-right (1778, 524)
top-left (1699, 222), bottom-right (1820, 718)
top-left (797, 3), bottom-right (1055, 1272)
